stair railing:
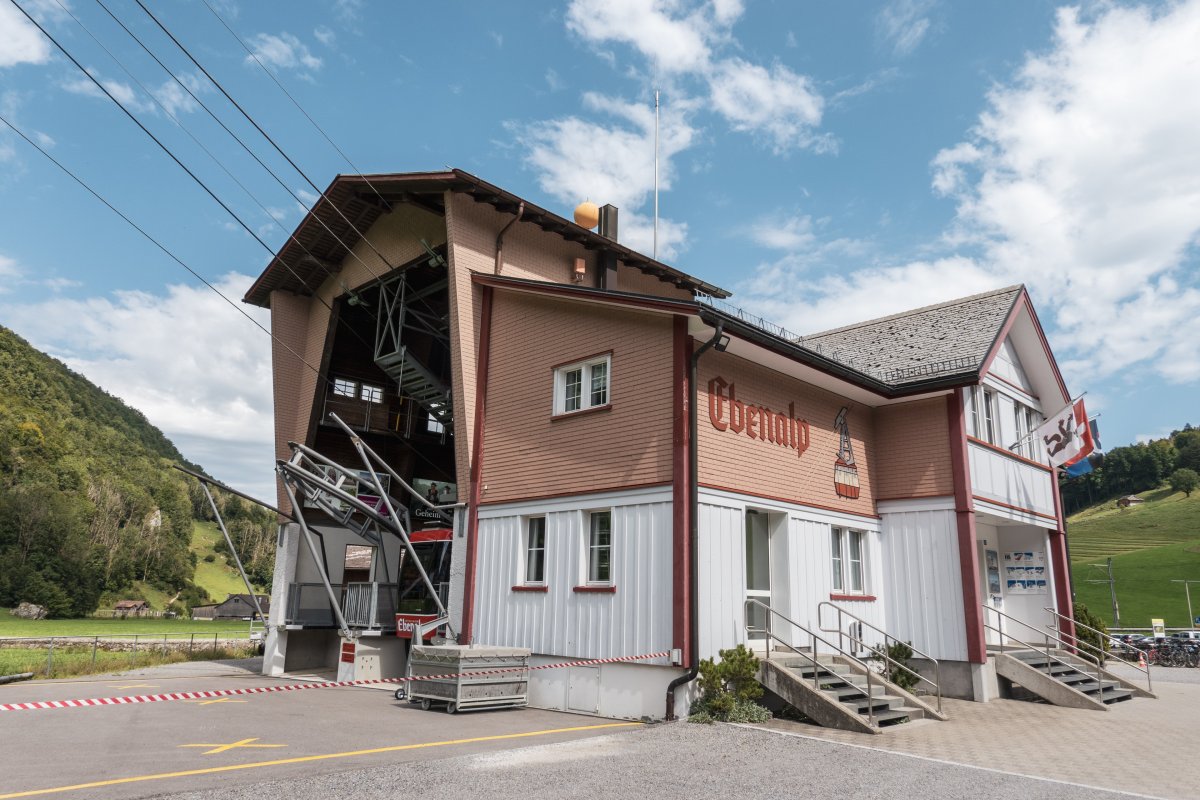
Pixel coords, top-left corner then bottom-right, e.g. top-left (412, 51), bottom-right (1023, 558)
top-left (744, 598), bottom-right (879, 727)
top-left (818, 601), bottom-right (942, 714)
top-left (1043, 606), bottom-right (1152, 695)
top-left (982, 605), bottom-right (1107, 696)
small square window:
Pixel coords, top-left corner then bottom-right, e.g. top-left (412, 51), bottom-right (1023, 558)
top-left (524, 517), bottom-right (546, 584)
top-left (554, 355), bottom-right (611, 416)
top-left (587, 511), bottom-right (612, 584)
top-left (334, 378), bottom-right (357, 398)
top-left (361, 384), bottom-right (383, 404)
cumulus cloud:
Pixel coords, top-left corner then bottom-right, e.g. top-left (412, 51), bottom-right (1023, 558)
top-left (515, 92), bottom-right (695, 212)
top-left (0, 0), bottom-right (58, 68)
top-left (738, 1), bottom-right (1200, 390)
top-left (62, 71), bottom-right (156, 115)
top-left (708, 58), bottom-right (828, 153)
top-left (566, 0), bottom-right (715, 75)
top-left (1, 272), bottom-right (277, 498)
top-left (246, 32), bottom-right (322, 74)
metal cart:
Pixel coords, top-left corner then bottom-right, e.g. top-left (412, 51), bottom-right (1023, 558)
top-left (401, 644), bottom-right (531, 713)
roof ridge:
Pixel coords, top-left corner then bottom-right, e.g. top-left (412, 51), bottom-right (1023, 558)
top-left (804, 284), bottom-right (1024, 340)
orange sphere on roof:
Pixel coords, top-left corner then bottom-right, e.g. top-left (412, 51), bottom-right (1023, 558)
top-left (573, 201), bottom-right (599, 229)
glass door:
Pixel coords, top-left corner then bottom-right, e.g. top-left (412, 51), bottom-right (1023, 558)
top-left (745, 510), bottom-right (772, 645)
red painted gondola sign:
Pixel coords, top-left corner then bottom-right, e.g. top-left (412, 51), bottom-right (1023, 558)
top-left (707, 376), bottom-right (811, 457)
top-left (833, 406), bottom-right (860, 499)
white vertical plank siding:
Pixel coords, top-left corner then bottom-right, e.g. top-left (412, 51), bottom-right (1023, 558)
top-left (473, 500), bottom-right (673, 660)
top-left (881, 509), bottom-right (968, 661)
top-left (697, 502), bottom-right (746, 658)
top-left (968, 442), bottom-right (1056, 519)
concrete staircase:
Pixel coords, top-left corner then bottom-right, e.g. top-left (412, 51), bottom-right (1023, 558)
top-left (760, 655), bottom-right (945, 735)
top-left (993, 648), bottom-right (1155, 710)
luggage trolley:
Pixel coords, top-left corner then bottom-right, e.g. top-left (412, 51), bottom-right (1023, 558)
top-left (403, 645), bottom-right (531, 713)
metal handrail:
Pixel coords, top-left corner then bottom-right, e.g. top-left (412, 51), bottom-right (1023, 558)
top-left (1043, 606), bottom-right (1152, 695)
top-left (744, 599), bottom-right (880, 727)
top-left (982, 605), bottom-right (1110, 698)
top-left (818, 601), bottom-right (942, 713)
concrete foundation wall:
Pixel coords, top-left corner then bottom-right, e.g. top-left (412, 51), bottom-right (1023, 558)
top-left (526, 655), bottom-right (691, 720)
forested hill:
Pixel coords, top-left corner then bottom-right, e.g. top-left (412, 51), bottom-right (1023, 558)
top-left (0, 325), bottom-right (206, 616)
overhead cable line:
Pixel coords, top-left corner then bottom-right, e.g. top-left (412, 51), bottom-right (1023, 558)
top-left (198, 0), bottom-right (392, 211)
top-left (52, 0), bottom-right (342, 289)
top-left (0, 112), bottom-right (452, 480)
top-left (132, 0), bottom-right (400, 285)
top-left (0, 111), bottom-right (317, 379)
top-left (13, 0), bottom-right (381, 356)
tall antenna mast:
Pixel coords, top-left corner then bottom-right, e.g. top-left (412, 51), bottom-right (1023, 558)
top-left (653, 89), bottom-right (660, 260)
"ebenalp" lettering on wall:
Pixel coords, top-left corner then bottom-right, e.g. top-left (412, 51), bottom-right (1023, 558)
top-left (707, 376), bottom-right (811, 457)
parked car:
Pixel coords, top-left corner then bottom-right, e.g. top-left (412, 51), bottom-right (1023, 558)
top-left (1170, 631), bottom-right (1200, 642)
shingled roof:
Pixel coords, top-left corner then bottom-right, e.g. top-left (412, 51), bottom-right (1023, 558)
top-left (802, 285), bottom-right (1023, 386)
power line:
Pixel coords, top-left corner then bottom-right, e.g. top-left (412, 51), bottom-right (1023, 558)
top-left (0, 110), bottom-right (314, 378)
top-left (0, 111), bottom-right (453, 482)
top-left (132, 0), bottom-right (399, 284)
top-left (198, 0), bottom-right (392, 211)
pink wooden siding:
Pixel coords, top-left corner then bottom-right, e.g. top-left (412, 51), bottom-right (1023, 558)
top-left (478, 292), bottom-right (675, 504)
top-left (696, 352), bottom-right (877, 514)
top-left (873, 397), bottom-right (954, 499)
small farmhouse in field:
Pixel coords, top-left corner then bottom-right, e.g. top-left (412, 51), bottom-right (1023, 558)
top-left (1117, 495), bottom-right (1144, 508)
top-left (113, 600), bottom-right (150, 617)
top-left (191, 594), bottom-right (270, 620)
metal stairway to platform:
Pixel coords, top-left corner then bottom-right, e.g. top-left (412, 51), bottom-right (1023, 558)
top-left (373, 273), bottom-right (453, 429)
top-left (747, 599), bottom-right (946, 734)
top-left (984, 605), bottom-right (1155, 711)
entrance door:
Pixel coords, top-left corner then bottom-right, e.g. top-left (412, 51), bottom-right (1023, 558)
top-left (745, 510), bottom-right (772, 647)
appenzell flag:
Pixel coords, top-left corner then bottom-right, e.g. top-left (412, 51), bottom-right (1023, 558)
top-left (1033, 397), bottom-right (1094, 469)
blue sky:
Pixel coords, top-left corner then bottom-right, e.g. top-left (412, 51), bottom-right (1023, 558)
top-left (2, 0), bottom-right (1199, 501)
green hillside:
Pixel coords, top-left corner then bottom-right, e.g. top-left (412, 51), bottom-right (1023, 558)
top-left (0, 326), bottom-right (274, 617)
top-left (1068, 487), bottom-right (1200, 629)
top-left (191, 520), bottom-right (267, 601)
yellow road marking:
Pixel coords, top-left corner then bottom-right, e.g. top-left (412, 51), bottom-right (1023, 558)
top-left (184, 698), bottom-right (247, 706)
top-left (0, 722), bottom-right (640, 799)
top-left (179, 738), bottom-right (285, 755)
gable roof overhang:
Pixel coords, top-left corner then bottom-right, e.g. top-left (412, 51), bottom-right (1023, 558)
top-left (244, 169), bottom-right (731, 307)
top-left (979, 287), bottom-right (1072, 407)
top-left (475, 274), bottom-right (979, 406)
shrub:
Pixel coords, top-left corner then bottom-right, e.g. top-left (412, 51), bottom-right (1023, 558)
top-left (689, 644), bottom-right (771, 724)
top-left (202, 554), bottom-right (216, 563)
top-left (1169, 468), bottom-right (1199, 497)
top-left (1073, 602), bottom-right (1109, 664)
top-left (870, 640), bottom-right (919, 691)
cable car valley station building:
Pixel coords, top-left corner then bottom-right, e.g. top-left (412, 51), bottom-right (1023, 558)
top-left (248, 170), bottom-right (1148, 728)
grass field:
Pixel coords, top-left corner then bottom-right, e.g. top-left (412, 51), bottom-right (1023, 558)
top-left (1068, 486), bottom-right (1200, 629)
top-left (190, 520), bottom-right (265, 604)
top-left (0, 614), bottom-right (256, 638)
top-left (0, 642), bottom-right (256, 680)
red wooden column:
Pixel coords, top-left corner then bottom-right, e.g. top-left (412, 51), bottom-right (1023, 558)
top-left (947, 390), bottom-right (986, 663)
top-left (671, 316), bottom-right (691, 660)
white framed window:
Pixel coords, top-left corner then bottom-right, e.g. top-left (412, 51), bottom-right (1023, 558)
top-left (971, 386), bottom-right (999, 444)
top-left (831, 527), bottom-right (866, 594)
top-left (553, 354), bottom-right (611, 416)
top-left (424, 402), bottom-right (446, 434)
top-left (333, 378), bottom-right (357, 398)
top-left (524, 517), bottom-right (547, 584)
top-left (361, 384), bottom-right (384, 404)
top-left (586, 510), bottom-right (612, 584)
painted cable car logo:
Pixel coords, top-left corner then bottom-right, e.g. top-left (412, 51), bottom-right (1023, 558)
top-left (833, 406), bottom-right (860, 499)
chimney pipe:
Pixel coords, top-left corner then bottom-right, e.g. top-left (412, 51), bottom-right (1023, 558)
top-left (598, 204), bottom-right (618, 241)
top-left (597, 204), bottom-right (619, 291)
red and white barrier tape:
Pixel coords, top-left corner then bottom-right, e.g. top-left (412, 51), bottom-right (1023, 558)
top-left (0, 651), bottom-right (673, 713)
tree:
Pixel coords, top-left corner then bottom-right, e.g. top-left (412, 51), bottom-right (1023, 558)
top-left (1177, 444), bottom-right (1200, 474)
top-left (1169, 468), bottom-right (1200, 497)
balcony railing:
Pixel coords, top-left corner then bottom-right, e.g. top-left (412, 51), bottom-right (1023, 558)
top-left (344, 582), bottom-right (399, 629)
top-left (284, 582), bottom-right (399, 629)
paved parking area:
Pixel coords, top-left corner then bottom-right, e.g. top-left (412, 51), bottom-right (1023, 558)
top-left (755, 665), bottom-right (1197, 800)
top-left (0, 661), bottom-right (638, 800)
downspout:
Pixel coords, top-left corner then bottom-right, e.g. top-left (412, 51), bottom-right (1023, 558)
top-left (493, 202), bottom-right (525, 274)
top-left (665, 321), bottom-right (724, 720)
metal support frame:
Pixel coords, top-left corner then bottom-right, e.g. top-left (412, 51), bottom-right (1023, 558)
top-left (199, 482), bottom-right (266, 623)
top-left (283, 480), bottom-right (352, 639)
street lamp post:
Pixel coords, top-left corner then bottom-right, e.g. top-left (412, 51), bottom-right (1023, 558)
top-left (1171, 580), bottom-right (1200, 630)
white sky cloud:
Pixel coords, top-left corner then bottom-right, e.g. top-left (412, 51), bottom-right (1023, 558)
top-left (738, 0), bottom-right (1200, 390)
top-left (0, 1), bottom-right (53, 68)
top-left (708, 58), bottom-right (827, 153)
top-left (313, 25), bottom-right (336, 47)
top-left (246, 32), bottom-right (322, 74)
top-left (1, 272), bottom-right (277, 499)
top-left (876, 0), bottom-right (938, 57)
top-left (566, 0), bottom-right (717, 75)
